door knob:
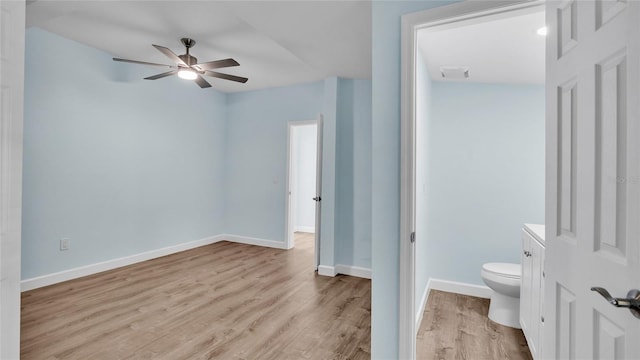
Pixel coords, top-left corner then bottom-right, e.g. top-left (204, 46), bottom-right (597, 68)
top-left (312, 196), bottom-right (321, 201)
top-left (591, 287), bottom-right (640, 319)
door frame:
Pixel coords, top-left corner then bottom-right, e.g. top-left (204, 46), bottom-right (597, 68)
top-left (284, 120), bottom-right (319, 255)
top-left (0, 0), bottom-right (26, 357)
top-left (399, 1), bottom-right (543, 358)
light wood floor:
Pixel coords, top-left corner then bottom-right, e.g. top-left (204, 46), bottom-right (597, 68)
top-left (417, 290), bottom-right (532, 360)
top-left (21, 233), bottom-right (371, 359)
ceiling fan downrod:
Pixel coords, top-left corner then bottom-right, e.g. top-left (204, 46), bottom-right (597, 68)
top-left (179, 38), bottom-right (197, 66)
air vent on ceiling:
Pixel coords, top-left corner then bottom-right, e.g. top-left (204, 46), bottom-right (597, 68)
top-left (440, 66), bottom-right (469, 79)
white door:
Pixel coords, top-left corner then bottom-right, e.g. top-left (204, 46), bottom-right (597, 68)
top-left (0, 0), bottom-right (26, 358)
top-left (313, 114), bottom-right (323, 270)
top-left (544, 1), bottom-right (640, 358)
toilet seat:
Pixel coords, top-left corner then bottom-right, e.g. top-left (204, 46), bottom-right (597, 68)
top-left (482, 262), bottom-right (520, 279)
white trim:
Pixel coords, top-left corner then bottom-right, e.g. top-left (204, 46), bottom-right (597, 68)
top-left (335, 264), bottom-right (371, 279)
top-left (0, 1), bottom-right (26, 357)
top-left (20, 233), bottom-right (369, 292)
top-left (415, 279), bottom-right (432, 331)
top-left (285, 122), bottom-right (296, 250)
top-left (21, 233), bottom-right (290, 291)
top-left (317, 265), bottom-right (336, 277)
top-left (399, 2), bottom-right (542, 358)
top-left (399, 6), bottom-right (418, 359)
top-left (21, 235), bottom-right (225, 291)
top-left (294, 226), bottom-right (315, 233)
top-left (414, 278), bottom-right (493, 331)
top-left (222, 234), bottom-right (288, 250)
top-left (427, 278), bottom-right (492, 299)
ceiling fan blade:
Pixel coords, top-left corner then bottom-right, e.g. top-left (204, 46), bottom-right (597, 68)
top-left (195, 58), bottom-right (239, 70)
top-left (152, 44), bottom-right (188, 67)
top-left (204, 71), bottom-right (248, 83)
top-left (113, 58), bottom-right (171, 67)
top-left (194, 75), bottom-right (212, 88)
top-left (144, 70), bottom-right (178, 80)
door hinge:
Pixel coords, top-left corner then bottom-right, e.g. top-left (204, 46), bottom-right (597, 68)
top-left (410, 231), bottom-right (415, 243)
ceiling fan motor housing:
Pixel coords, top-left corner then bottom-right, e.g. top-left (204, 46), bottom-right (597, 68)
top-left (178, 54), bottom-right (197, 66)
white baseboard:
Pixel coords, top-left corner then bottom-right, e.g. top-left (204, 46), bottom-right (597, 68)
top-left (414, 278), bottom-right (492, 331)
top-left (428, 278), bottom-right (492, 299)
top-left (221, 234), bottom-right (288, 249)
top-left (21, 233), bottom-right (374, 291)
top-left (318, 264), bottom-right (372, 279)
top-left (21, 235), bottom-right (225, 292)
top-left (294, 226), bottom-right (315, 233)
top-left (416, 280), bottom-right (431, 330)
top-left (317, 265), bottom-right (336, 277)
top-left (335, 264), bottom-right (371, 279)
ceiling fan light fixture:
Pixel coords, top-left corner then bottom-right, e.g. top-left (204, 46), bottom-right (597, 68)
top-left (178, 69), bottom-right (198, 80)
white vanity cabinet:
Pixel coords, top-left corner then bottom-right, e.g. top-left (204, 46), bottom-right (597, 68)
top-left (520, 224), bottom-right (545, 360)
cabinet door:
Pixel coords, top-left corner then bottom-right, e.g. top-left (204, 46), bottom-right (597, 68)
top-left (530, 238), bottom-right (544, 358)
top-left (538, 243), bottom-right (545, 358)
top-left (520, 230), bottom-right (533, 335)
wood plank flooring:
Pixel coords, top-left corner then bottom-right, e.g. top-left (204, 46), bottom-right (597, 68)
top-left (21, 233), bottom-right (371, 360)
top-left (417, 290), bottom-right (532, 360)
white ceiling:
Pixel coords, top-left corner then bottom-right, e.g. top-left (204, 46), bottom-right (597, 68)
top-left (26, 0), bottom-right (372, 93)
top-left (418, 8), bottom-right (545, 85)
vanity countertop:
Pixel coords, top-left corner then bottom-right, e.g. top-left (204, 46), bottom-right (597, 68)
top-left (524, 223), bottom-right (545, 245)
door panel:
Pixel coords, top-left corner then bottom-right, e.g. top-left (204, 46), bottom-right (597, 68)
top-left (0, 0), bottom-right (25, 358)
top-left (545, 1), bottom-right (640, 358)
top-left (314, 115), bottom-right (323, 270)
top-left (557, 78), bottom-right (577, 238)
top-left (594, 50), bottom-right (627, 259)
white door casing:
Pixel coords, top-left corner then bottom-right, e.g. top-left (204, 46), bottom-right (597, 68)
top-left (544, 1), bottom-right (640, 358)
top-left (284, 117), bottom-right (322, 270)
top-left (285, 123), bottom-right (298, 250)
top-left (400, 1), bottom-right (543, 358)
top-left (0, 0), bottom-right (25, 358)
top-left (285, 120), bottom-right (319, 252)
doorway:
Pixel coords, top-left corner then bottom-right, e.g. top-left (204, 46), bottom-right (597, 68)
top-left (286, 120), bottom-right (321, 269)
top-left (399, 1), bottom-right (546, 358)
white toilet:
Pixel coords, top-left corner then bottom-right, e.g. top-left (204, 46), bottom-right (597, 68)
top-left (481, 262), bottom-right (521, 328)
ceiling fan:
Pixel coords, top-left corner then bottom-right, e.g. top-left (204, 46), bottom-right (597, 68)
top-left (113, 38), bottom-right (248, 88)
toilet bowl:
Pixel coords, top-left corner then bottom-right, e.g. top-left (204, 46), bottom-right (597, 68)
top-left (481, 262), bottom-right (521, 328)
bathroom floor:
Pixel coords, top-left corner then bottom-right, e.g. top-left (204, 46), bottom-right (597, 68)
top-left (417, 290), bottom-right (532, 360)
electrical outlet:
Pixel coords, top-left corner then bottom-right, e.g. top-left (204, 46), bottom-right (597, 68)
top-left (60, 238), bottom-right (70, 251)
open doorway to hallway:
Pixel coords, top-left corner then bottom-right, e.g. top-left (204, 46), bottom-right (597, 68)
top-left (286, 121), bottom-right (320, 269)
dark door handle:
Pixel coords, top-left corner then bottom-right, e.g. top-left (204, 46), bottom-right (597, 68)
top-left (312, 196), bottom-right (321, 202)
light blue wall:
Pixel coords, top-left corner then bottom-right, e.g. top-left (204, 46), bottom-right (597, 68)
top-left (224, 81), bottom-right (324, 242)
top-left (22, 28), bottom-right (227, 279)
top-left (427, 82), bottom-right (545, 285)
top-left (23, 29), bottom-right (373, 280)
top-left (336, 79), bottom-right (355, 265)
top-left (371, 1), bottom-right (459, 358)
top-left (224, 77), bottom-right (372, 271)
top-left (351, 80), bottom-right (373, 269)
top-left (336, 79), bottom-right (372, 269)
